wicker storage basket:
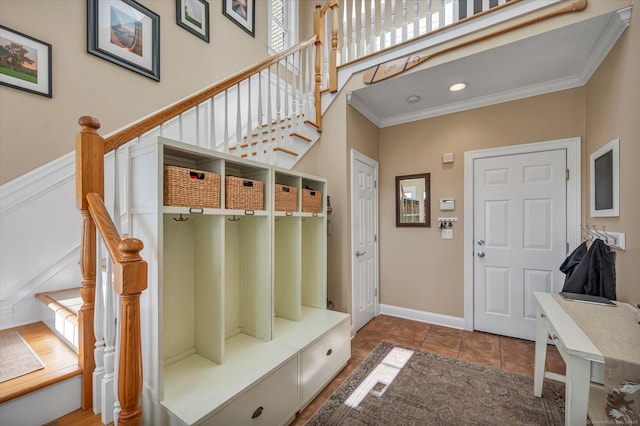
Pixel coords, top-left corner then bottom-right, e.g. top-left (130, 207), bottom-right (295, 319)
top-left (225, 176), bottom-right (264, 210)
top-left (302, 189), bottom-right (322, 213)
top-left (163, 166), bottom-right (220, 208)
top-left (275, 184), bottom-right (297, 212)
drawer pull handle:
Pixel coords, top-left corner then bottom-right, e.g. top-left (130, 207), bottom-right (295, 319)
top-left (251, 406), bottom-right (264, 419)
top-left (540, 313), bottom-right (546, 318)
top-left (326, 348), bottom-right (333, 356)
top-left (552, 334), bottom-right (559, 341)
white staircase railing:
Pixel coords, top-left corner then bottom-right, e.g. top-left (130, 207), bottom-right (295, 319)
top-left (337, 0), bottom-right (515, 65)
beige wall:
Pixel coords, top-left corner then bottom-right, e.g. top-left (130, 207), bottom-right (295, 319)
top-left (0, 0), bottom-right (270, 184)
top-left (585, 3), bottom-right (640, 305)
top-left (379, 88), bottom-right (586, 317)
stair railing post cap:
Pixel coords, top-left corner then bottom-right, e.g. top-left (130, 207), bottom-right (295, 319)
top-left (78, 116), bottom-right (101, 131)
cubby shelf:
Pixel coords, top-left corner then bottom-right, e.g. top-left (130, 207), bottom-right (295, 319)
top-left (129, 137), bottom-right (349, 425)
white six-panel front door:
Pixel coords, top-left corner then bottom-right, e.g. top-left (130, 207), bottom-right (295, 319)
top-left (473, 150), bottom-right (567, 340)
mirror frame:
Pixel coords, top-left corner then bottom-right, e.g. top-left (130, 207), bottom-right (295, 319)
top-left (395, 173), bottom-right (431, 227)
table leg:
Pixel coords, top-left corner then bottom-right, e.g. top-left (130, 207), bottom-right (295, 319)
top-left (534, 310), bottom-right (548, 397)
top-left (565, 355), bottom-right (591, 426)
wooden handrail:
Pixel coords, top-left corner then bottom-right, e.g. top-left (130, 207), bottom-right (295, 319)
top-left (86, 192), bottom-right (123, 263)
top-left (104, 36), bottom-right (318, 153)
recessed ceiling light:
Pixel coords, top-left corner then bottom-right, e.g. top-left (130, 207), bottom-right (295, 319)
top-left (406, 95), bottom-right (421, 104)
top-left (449, 82), bottom-right (467, 92)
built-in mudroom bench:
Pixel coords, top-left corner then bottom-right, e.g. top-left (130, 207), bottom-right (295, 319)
top-left (128, 137), bottom-right (350, 425)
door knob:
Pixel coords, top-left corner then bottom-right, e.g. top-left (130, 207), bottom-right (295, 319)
top-left (477, 252), bottom-right (485, 258)
top-left (356, 251), bottom-right (366, 257)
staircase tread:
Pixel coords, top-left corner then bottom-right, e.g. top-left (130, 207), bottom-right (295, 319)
top-left (36, 288), bottom-right (82, 316)
top-left (0, 322), bottom-right (81, 403)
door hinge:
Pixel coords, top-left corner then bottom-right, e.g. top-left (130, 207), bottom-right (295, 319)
top-left (566, 242), bottom-right (569, 255)
top-left (374, 180), bottom-right (377, 189)
top-left (374, 234), bottom-right (377, 242)
top-left (565, 169), bottom-right (569, 180)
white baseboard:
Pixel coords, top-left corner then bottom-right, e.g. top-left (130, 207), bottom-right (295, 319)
top-left (379, 304), bottom-right (465, 330)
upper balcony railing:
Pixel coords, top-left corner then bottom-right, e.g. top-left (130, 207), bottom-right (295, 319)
top-left (318, 0), bottom-right (520, 87)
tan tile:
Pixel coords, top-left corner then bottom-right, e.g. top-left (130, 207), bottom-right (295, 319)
top-left (385, 334), bottom-right (421, 349)
top-left (424, 326), bottom-right (462, 351)
top-left (360, 314), bottom-right (403, 334)
top-left (419, 341), bottom-right (459, 357)
top-left (391, 319), bottom-right (431, 342)
top-left (545, 344), bottom-right (566, 375)
top-left (457, 350), bottom-right (501, 368)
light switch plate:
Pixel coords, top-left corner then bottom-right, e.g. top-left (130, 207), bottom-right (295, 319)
top-left (442, 229), bottom-right (453, 239)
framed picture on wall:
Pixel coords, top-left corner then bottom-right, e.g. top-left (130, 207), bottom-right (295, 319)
top-left (0, 25), bottom-right (52, 98)
top-left (87, 0), bottom-right (160, 81)
top-left (590, 138), bottom-right (619, 217)
top-left (223, 0), bottom-right (255, 38)
top-left (176, 0), bottom-right (210, 43)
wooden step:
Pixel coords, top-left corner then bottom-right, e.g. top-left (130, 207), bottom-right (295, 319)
top-left (36, 288), bottom-right (81, 351)
top-left (0, 322), bottom-right (81, 403)
top-left (290, 132), bottom-right (312, 143)
top-left (46, 408), bottom-right (105, 426)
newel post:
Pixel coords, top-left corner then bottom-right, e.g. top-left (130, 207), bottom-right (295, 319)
top-left (76, 116), bottom-right (104, 409)
top-left (314, 4), bottom-right (324, 132)
top-left (329, 0), bottom-right (340, 93)
top-left (114, 238), bottom-right (147, 426)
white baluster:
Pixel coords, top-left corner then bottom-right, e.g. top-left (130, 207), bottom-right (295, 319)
top-left (342, 0), bottom-right (349, 61)
top-left (112, 296), bottom-right (121, 426)
top-left (438, 0), bottom-right (445, 30)
top-left (466, 0), bottom-right (474, 18)
top-left (236, 83), bottom-right (242, 149)
top-left (380, 0), bottom-right (386, 49)
top-left (360, 0), bottom-right (367, 56)
top-left (297, 49), bottom-right (304, 123)
top-left (351, 0), bottom-right (357, 60)
top-left (324, 15), bottom-right (330, 87)
top-left (258, 70), bottom-right (264, 127)
top-left (401, 0), bottom-right (408, 42)
top-left (391, 0), bottom-right (397, 45)
top-left (210, 95), bottom-right (217, 149)
top-left (275, 61), bottom-right (282, 151)
top-left (452, 0), bottom-right (459, 23)
top-left (247, 76), bottom-right (253, 151)
top-left (93, 240), bottom-right (105, 415)
top-left (426, 0), bottom-right (433, 33)
top-left (101, 252), bottom-right (115, 424)
top-left (224, 89), bottom-right (230, 153)
top-left (291, 52), bottom-right (297, 139)
top-left (370, 0), bottom-right (376, 52)
top-left (482, 0), bottom-right (490, 13)
top-left (413, 0), bottom-right (420, 38)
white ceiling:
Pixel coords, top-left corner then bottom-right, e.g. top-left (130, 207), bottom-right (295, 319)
top-left (348, 7), bottom-right (631, 128)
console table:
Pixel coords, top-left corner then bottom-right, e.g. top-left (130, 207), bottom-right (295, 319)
top-left (533, 291), bottom-right (606, 426)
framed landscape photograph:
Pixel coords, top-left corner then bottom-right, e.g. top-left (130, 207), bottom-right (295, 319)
top-left (87, 0), bottom-right (160, 81)
top-left (177, 0), bottom-right (210, 42)
top-left (223, 0), bottom-right (255, 37)
top-left (0, 25), bottom-right (52, 98)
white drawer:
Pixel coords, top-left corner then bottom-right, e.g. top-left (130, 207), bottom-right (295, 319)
top-left (202, 357), bottom-right (298, 426)
top-left (539, 308), bottom-right (568, 361)
top-left (301, 319), bottom-right (351, 405)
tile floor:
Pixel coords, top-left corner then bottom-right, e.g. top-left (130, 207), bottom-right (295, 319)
top-left (290, 314), bottom-right (566, 425)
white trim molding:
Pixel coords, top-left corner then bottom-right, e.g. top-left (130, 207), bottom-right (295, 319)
top-left (463, 137), bottom-right (581, 332)
top-left (379, 304), bottom-right (465, 330)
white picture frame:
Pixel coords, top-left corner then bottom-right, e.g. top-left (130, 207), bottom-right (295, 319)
top-left (590, 138), bottom-right (619, 217)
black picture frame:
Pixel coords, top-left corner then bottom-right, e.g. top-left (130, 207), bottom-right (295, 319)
top-left (0, 25), bottom-right (52, 98)
top-left (395, 173), bottom-right (431, 228)
top-left (223, 0), bottom-right (255, 38)
top-left (87, 0), bottom-right (160, 81)
top-left (176, 0), bottom-right (210, 43)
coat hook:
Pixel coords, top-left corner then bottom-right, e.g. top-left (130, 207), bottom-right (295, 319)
top-left (173, 214), bottom-right (189, 222)
top-left (227, 215), bottom-right (241, 222)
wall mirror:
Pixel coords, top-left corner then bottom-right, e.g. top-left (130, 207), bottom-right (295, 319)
top-left (396, 173), bottom-right (431, 227)
top-left (590, 138), bottom-right (619, 217)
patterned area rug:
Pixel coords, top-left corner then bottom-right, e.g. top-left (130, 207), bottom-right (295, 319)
top-left (0, 331), bottom-right (45, 382)
top-left (306, 341), bottom-right (565, 425)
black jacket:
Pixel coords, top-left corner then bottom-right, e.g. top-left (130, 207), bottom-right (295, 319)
top-left (561, 238), bottom-right (616, 300)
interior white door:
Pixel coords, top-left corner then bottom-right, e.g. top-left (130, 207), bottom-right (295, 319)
top-left (473, 149), bottom-right (567, 341)
top-left (351, 152), bottom-right (378, 332)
